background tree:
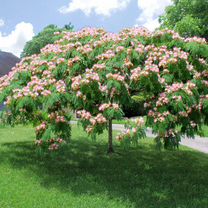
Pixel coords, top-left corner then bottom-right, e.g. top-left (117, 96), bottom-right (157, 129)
top-left (64, 22), bottom-right (74, 31)
top-left (159, 0), bottom-right (208, 39)
top-left (21, 23), bottom-right (74, 58)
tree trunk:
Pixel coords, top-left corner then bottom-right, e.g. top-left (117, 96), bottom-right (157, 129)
top-left (107, 119), bottom-right (114, 154)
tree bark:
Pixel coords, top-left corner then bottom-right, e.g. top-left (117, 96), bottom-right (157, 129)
top-left (107, 119), bottom-right (114, 154)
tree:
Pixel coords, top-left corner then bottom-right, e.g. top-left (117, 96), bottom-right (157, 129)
top-left (64, 22), bottom-right (74, 31)
top-left (0, 28), bottom-right (207, 153)
top-left (21, 23), bottom-right (74, 58)
top-left (159, 0), bottom-right (208, 39)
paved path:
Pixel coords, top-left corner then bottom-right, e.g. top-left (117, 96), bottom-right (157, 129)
top-left (180, 136), bottom-right (208, 154)
top-left (71, 121), bottom-right (208, 154)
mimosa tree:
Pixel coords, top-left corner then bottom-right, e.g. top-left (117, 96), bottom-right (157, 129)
top-left (0, 27), bottom-right (207, 152)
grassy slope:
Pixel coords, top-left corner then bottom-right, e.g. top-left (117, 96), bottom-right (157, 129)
top-left (0, 125), bottom-right (208, 208)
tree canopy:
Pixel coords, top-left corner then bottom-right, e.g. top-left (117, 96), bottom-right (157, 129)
top-left (159, 0), bottom-right (208, 39)
top-left (21, 23), bottom-right (74, 58)
top-left (0, 27), bottom-right (208, 152)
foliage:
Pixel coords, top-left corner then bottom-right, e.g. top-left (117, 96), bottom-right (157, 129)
top-left (0, 27), bottom-right (208, 151)
top-left (21, 23), bottom-right (74, 58)
top-left (159, 0), bottom-right (208, 39)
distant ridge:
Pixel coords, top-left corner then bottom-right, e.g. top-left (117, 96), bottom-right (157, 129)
top-left (0, 51), bottom-right (20, 110)
top-left (0, 51), bottom-right (20, 77)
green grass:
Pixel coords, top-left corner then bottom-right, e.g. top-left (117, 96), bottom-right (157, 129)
top-left (201, 125), bottom-right (208, 137)
top-left (112, 119), bottom-right (129, 124)
top-left (0, 125), bottom-right (208, 208)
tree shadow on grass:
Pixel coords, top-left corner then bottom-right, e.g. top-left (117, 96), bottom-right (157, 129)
top-left (1, 137), bottom-right (208, 208)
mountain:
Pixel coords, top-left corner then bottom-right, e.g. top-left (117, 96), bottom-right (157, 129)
top-left (0, 51), bottom-right (20, 110)
top-left (0, 51), bottom-right (20, 77)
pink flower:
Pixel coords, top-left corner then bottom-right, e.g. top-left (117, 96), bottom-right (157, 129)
top-left (106, 73), bottom-right (124, 82)
top-left (49, 143), bottom-right (59, 151)
top-left (86, 126), bottom-right (93, 134)
top-left (36, 122), bottom-right (47, 132)
top-left (57, 138), bottom-right (65, 144)
top-left (135, 117), bottom-right (145, 126)
top-left (132, 128), bottom-right (137, 134)
top-left (99, 103), bottom-right (119, 112)
top-left (35, 140), bottom-right (43, 146)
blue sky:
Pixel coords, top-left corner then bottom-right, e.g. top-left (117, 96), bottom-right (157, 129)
top-left (0, 0), bottom-right (172, 57)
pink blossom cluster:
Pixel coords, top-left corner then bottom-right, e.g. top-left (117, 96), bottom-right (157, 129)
top-left (71, 75), bottom-right (82, 91)
top-left (89, 114), bottom-right (107, 126)
top-left (156, 93), bottom-right (169, 107)
top-left (41, 90), bottom-right (52, 97)
top-left (123, 58), bottom-right (133, 69)
top-left (183, 81), bottom-right (196, 95)
top-left (145, 64), bottom-right (159, 73)
top-left (76, 110), bottom-right (92, 120)
top-left (96, 50), bottom-right (116, 60)
top-left (71, 70), bottom-right (100, 92)
top-left (154, 29), bottom-right (183, 41)
top-left (49, 143), bottom-right (59, 151)
top-left (75, 91), bottom-right (83, 99)
top-left (76, 110), bottom-right (107, 134)
top-left (134, 117), bottom-right (145, 126)
top-left (67, 56), bottom-right (81, 67)
top-left (48, 112), bottom-right (66, 123)
top-left (130, 67), bottom-right (142, 81)
top-left (62, 28), bottom-right (106, 43)
top-left (153, 29), bottom-right (207, 45)
top-left (142, 45), bottom-right (189, 69)
top-left (101, 32), bottom-right (122, 43)
top-left (41, 44), bottom-right (63, 55)
top-left (120, 27), bottom-right (151, 38)
top-left (35, 137), bottom-right (65, 149)
top-left (48, 138), bottom-right (65, 144)
top-left (10, 74), bottom-right (55, 99)
top-left (85, 69), bottom-right (100, 82)
top-left (56, 80), bottom-right (66, 93)
top-left (116, 46), bottom-right (125, 53)
top-left (135, 42), bottom-right (145, 54)
top-left (148, 110), bottom-right (171, 123)
top-left (116, 117), bottom-right (145, 141)
top-left (116, 128), bottom-right (131, 141)
top-left (36, 122), bottom-right (47, 133)
top-left (179, 111), bottom-right (188, 117)
top-left (164, 129), bottom-right (177, 138)
top-left (55, 115), bottom-right (66, 123)
top-left (77, 44), bottom-right (93, 55)
top-left (106, 73), bottom-right (125, 82)
top-left (99, 103), bottom-right (119, 111)
top-left (172, 95), bottom-right (182, 102)
top-left (185, 37), bottom-right (206, 44)
top-left (158, 47), bottom-right (188, 68)
top-left (35, 139), bottom-right (43, 146)
top-left (98, 84), bottom-right (108, 93)
top-left (198, 58), bottom-right (207, 65)
top-left (166, 83), bottom-right (184, 93)
top-left (92, 63), bottom-right (106, 71)
top-left (57, 58), bottom-right (65, 65)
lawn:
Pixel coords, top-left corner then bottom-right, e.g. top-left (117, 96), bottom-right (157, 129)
top-left (201, 125), bottom-right (208, 137)
top-left (0, 125), bottom-right (208, 208)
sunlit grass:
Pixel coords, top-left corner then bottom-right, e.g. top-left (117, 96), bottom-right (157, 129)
top-left (0, 125), bottom-right (207, 208)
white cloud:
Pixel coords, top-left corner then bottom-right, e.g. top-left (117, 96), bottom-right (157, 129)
top-left (0, 22), bottom-right (34, 57)
top-left (136, 0), bottom-right (172, 31)
top-left (59, 0), bottom-right (130, 17)
top-left (0, 19), bottom-right (5, 27)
